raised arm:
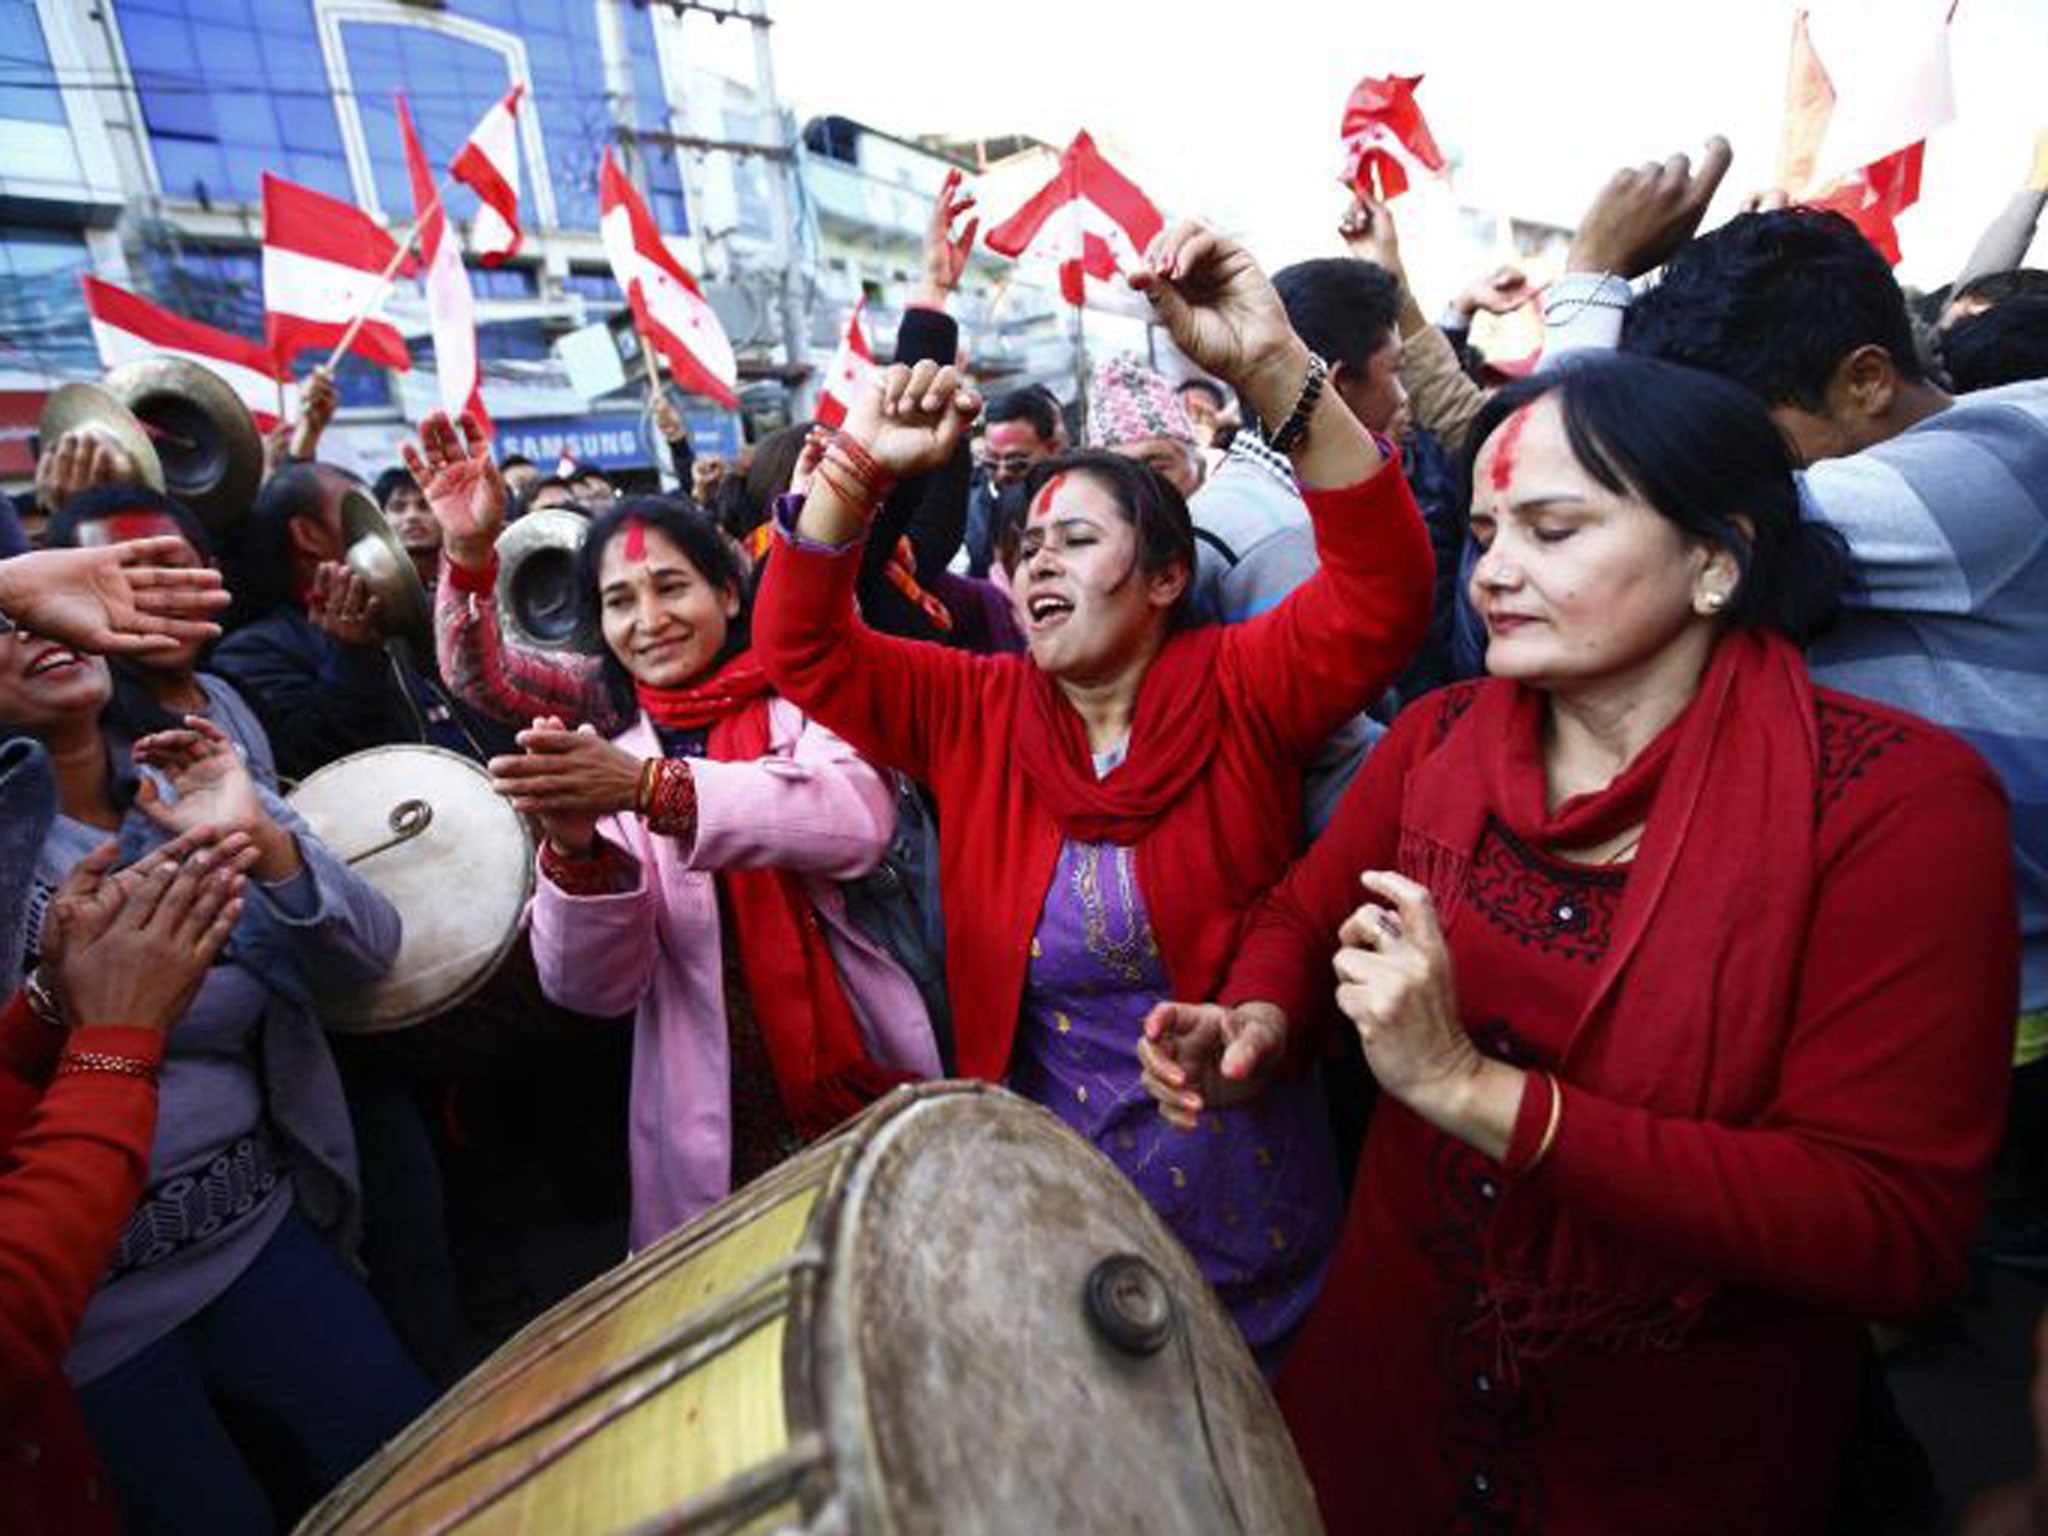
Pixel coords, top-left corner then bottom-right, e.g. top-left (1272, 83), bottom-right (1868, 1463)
top-left (408, 410), bottom-right (613, 729)
top-left (757, 363), bottom-right (993, 784)
top-left (1133, 220), bottom-right (1429, 755)
top-left (1953, 126), bottom-right (2048, 294)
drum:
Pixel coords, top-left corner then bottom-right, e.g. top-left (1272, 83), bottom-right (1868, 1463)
top-left (295, 1082), bottom-right (1326, 1536)
top-left (286, 744), bottom-right (533, 1034)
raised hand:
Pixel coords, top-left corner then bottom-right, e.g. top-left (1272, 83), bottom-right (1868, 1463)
top-left (305, 560), bottom-right (384, 651)
top-left (46, 829), bottom-right (256, 1034)
top-left (35, 429), bottom-right (137, 513)
top-left (401, 410), bottom-right (506, 571)
top-left (132, 715), bottom-right (299, 880)
top-left (916, 168), bottom-right (980, 306)
top-left (1455, 265), bottom-right (1535, 318)
top-left (1567, 136), bottom-right (1734, 277)
top-left (1129, 222), bottom-right (1303, 406)
top-left (288, 366), bottom-right (337, 461)
top-left (843, 360), bottom-right (981, 480)
top-left (1338, 195), bottom-right (1405, 283)
top-left (488, 717), bottom-right (641, 857)
top-left (1137, 1000), bottom-right (1289, 1130)
top-left (0, 542), bottom-right (227, 657)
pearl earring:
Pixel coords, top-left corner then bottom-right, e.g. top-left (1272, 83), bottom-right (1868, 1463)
top-left (1699, 589), bottom-right (1727, 614)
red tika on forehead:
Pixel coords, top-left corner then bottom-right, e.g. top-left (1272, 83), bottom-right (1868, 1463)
top-left (1487, 404), bottom-right (1535, 494)
top-left (1029, 472), bottom-right (1068, 519)
top-left (77, 511), bottom-right (183, 549)
top-left (622, 519), bottom-right (647, 561)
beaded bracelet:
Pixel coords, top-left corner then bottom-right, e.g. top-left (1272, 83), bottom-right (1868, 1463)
top-left (538, 838), bottom-right (617, 897)
top-left (642, 758), bottom-right (698, 841)
top-left (56, 1051), bottom-right (159, 1083)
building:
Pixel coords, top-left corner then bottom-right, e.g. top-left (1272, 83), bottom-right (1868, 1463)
top-left (0, 0), bottom-right (805, 487)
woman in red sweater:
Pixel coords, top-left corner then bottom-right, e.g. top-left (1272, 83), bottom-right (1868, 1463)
top-left (755, 222), bottom-right (1433, 1361)
top-left (1140, 352), bottom-right (2019, 1533)
top-left (2, 825), bottom-right (252, 1536)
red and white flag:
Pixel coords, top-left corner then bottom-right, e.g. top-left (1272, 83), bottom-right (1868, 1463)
top-left (262, 172), bottom-right (415, 370)
top-left (450, 83), bottom-right (524, 266)
top-left (984, 130), bottom-right (1164, 318)
top-left (1776, 3), bottom-right (1954, 264)
top-left (814, 300), bottom-right (876, 429)
top-left (1340, 74), bottom-right (1448, 203)
top-left (81, 276), bottom-right (286, 432)
top-left (399, 95), bottom-right (489, 437)
top-left (599, 149), bottom-right (738, 409)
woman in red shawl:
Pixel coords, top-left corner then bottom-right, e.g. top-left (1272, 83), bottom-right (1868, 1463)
top-left (1140, 352), bottom-right (2018, 1534)
top-left (753, 222), bottom-right (1434, 1363)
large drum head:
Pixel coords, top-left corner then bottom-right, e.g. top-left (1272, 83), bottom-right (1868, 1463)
top-left (295, 1085), bottom-right (1323, 1535)
top-left (287, 746), bottom-right (533, 1032)
top-left (809, 1087), bottom-right (1321, 1535)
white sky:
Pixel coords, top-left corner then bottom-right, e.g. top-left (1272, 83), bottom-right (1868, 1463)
top-left (738, 0), bottom-right (2047, 297)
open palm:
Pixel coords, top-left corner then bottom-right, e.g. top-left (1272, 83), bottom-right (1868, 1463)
top-left (402, 410), bottom-right (506, 560)
top-left (132, 717), bottom-right (262, 841)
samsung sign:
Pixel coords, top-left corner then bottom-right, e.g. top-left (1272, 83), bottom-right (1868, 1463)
top-left (496, 409), bottom-right (743, 471)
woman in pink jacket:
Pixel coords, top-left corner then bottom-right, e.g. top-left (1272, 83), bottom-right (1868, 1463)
top-left (406, 418), bottom-right (940, 1247)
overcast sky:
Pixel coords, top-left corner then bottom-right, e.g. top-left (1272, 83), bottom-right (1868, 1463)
top-left (741, 0), bottom-right (2045, 295)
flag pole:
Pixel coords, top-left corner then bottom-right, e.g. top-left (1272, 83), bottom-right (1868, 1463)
top-left (1069, 295), bottom-right (1088, 428)
top-left (315, 175), bottom-right (457, 375)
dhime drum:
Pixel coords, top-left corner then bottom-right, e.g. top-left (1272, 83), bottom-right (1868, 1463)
top-left (295, 1082), bottom-right (1326, 1536)
top-left (286, 744), bottom-right (533, 1033)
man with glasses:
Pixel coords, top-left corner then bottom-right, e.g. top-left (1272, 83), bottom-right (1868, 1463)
top-left (961, 385), bottom-right (1065, 577)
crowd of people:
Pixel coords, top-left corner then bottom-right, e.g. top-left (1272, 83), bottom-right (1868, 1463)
top-left (3, 118), bottom-right (2048, 1536)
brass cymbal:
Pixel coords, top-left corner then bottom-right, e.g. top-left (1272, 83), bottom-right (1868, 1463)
top-left (104, 357), bottom-right (263, 532)
top-left (339, 487), bottom-right (432, 648)
top-left (494, 508), bottom-right (589, 653)
top-left (36, 382), bottom-right (166, 494)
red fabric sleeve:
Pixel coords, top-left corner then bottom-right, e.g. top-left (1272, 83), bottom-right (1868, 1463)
top-left (1527, 749), bottom-right (2017, 1320)
top-left (0, 991), bottom-right (62, 1097)
top-left (1222, 698), bottom-right (1437, 1029)
top-left (434, 559), bottom-right (611, 729)
top-left (0, 1024), bottom-right (166, 1413)
top-left (1219, 465), bottom-right (1434, 762)
top-left (753, 531), bottom-right (1000, 788)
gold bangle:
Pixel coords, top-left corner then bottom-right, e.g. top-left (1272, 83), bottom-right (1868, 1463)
top-left (1524, 1070), bottom-right (1564, 1174)
top-left (55, 1051), bottom-right (159, 1083)
top-left (635, 756), bottom-right (660, 816)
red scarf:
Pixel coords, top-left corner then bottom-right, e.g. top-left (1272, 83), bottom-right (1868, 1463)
top-left (1399, 630), bottom-right (1820, 1362)
top-left (1012, 627), bottom-right (1224, 844)
top-left (635, 656), bottom-right (911, 1137)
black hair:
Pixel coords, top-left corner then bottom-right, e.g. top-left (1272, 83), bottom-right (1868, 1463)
top-left (1177, 377), bottom-right (1227, 410)
top-left (990, 478), bottom-right (1032, 572)
top-left (986, 385), bottom-right (1063, 443)
top-left (1951, 267), bottom-right (2048, 314)
top-left (1271, 258), bottom-right (1402, 374)
top-left (572, 465), bottom-right (612, 487)
top-left (43, 480), bottom-right (214, 562)
top-left (1621, 208), bottom-right (1923, 411)
top-left (1466, 352), bottom-right (1850, 645)
top-left (511, 475), bottom-right (576, 521)
top-left (501, 453), bottom-right (536, 471)
top-left (218, 461), bottom-right (363, 626)
top-left (571, 495), bottom-right (750, 720)
top-left (372, 466), bottom-right (418, 506)
top-left (1942, 294), bottom-right (2048, 393)
top-left (738, 422), bottom-right (813, 534)
top-left (1015, 449), bottom-right (1197, 627)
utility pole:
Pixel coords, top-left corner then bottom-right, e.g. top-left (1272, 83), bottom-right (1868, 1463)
top-left (746, 0), bottom-right (809, 389)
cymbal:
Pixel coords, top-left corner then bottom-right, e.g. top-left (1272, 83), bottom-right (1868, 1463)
top-left (104, 357), bottom-right (263, 531)
top-left (36, 382), bottom-right (166, 494)
top-left (339, 487), bottom-right (432, 649)
top-left (494, 508), bottom-right (588, 652)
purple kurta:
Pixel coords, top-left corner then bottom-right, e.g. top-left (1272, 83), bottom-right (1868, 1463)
top-left (1011, 839), bottom-right (1342, 1365)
